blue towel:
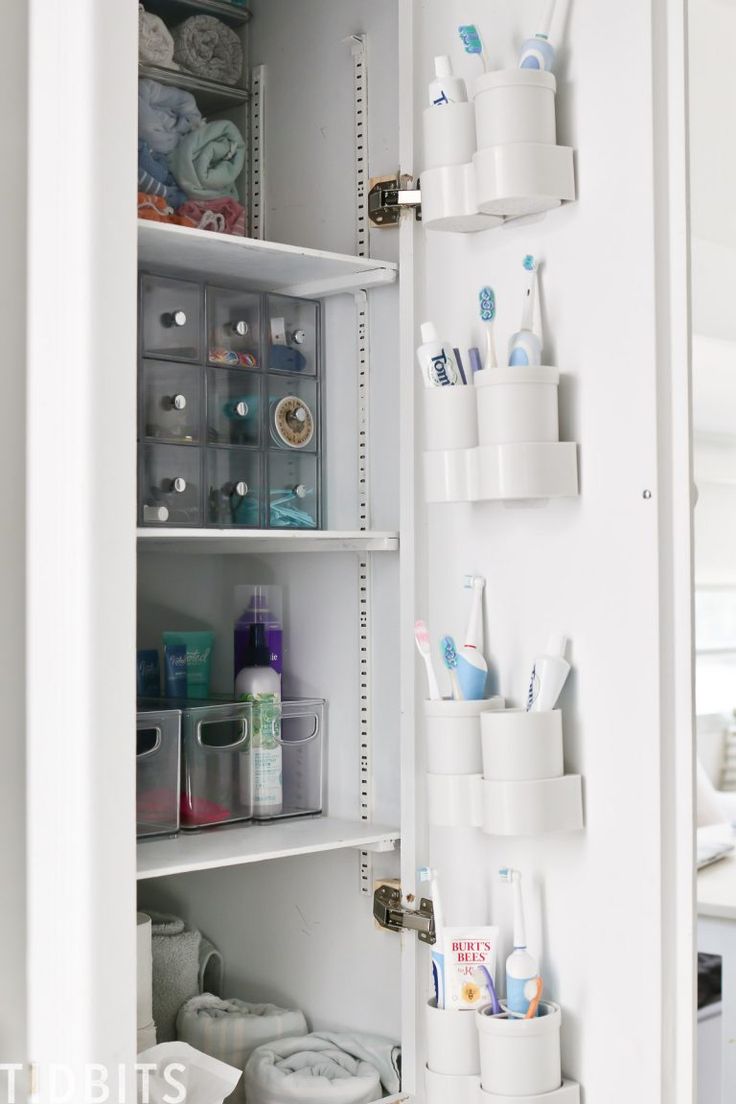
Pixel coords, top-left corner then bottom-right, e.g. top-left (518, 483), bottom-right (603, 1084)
top-left (138, 140), bottom-right (188, 209)
top-left (139, 78), bottom-right (202, 155)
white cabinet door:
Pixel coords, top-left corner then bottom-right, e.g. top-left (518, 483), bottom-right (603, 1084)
top-left (405, 1), bottom-right (694, 1102)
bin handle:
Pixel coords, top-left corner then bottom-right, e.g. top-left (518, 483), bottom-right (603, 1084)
top-left (275, 713), bottom-right (319, 747)
top-left (137, 725), bottom-right (162, 760)
top-left (196, 717), bottom-right (249, 750)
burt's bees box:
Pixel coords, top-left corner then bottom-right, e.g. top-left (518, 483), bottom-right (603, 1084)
top-left (431, 926), bottom-right (500, 1010)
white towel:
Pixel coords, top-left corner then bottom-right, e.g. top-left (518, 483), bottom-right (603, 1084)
top-left (244, 1035), bottom-right (387, 1104)
top-left (137, 912), bottom-right (154, 1031)
top-left (177, 996), bottom-right (308, 1103)
top-left (139, 4), bottom-right (180, 70)
top-left (137, 1022), bottom-right (157, 1053)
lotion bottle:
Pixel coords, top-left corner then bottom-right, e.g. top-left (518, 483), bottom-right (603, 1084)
top-left (235, 622), bottom-right (282, 816)
top-left (429, 56), bottom-right (468, 106)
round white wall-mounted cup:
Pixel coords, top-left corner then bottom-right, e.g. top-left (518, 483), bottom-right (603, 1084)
top-left (476, 1001), bottom-right (562, 1097)
top-left (481, 708), bottom-right (563, 781)
top-left (425, 697), bottom-right (504, 775)
top-left (421, 163), bottom-right (504, 234)
top-left (424, 102), bottom-right (477, 169)
top-left (424, 386), bottom-right (479, 452)
top-left (475, 366), bottom-right (560, 445)
top-left (473, 143), bottom-right (575, 219)
top-left (426, 998), bottom-right (481, 1076)
top-left (474, 70), bottom-right (556, 149)
top-left (425, 1066), bottom-right (481, 1104)
top-left (427, 772), bottom-right (484, 828)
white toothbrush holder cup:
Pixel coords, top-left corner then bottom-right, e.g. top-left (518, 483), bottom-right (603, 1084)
top-left (425, 1067), bottom-right (481, 1104)
top-left (475, 367), bottom-right (560, 445)
top-left (474, 70), bottom-right (557, 150)
top-left (426, 999), bottom-right (481, 1076)
top-left (424, 386), bottom-right (479, 452)
top-left (481, 709), bottom-right (563, 782)
top-left (424, 103), bottom-right (477, 170)
top-left (425, 697), bottom-right (504, 775)
top-left (476, 1001), bottom-right (562, 1098)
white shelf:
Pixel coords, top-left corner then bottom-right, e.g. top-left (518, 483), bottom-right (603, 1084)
top-left (138, 222), bottom-right (398, 299)
top-left (137, 528), bottom-right (400, 554)
top-left (137, 816), bottom-right (400, 880)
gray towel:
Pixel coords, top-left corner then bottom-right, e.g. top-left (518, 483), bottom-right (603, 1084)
top-left (147, 911), bottom-right (202, 1043)
top-left (172, 15), bottom-right (243, 87)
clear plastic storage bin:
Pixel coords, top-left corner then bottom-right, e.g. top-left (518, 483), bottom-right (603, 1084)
top-left (141, 360), bottom-right (203, 444)
top-left (178, 700), bottom-right (253, 830)
top-left (141, 274), bottom-right (202, 363)
top-left (267, 451), bottom-right (320, 529)
top-left (206, 367), bottom-right (262, 448)
top-left (267, 375), bottom-right (319, 452)
top-left (267, 294), bottom-right (319, 376)
top-left (253, 698), bottom-right (326, 822)
top-left (207, 287), bottom-right (261, 369)
top-left (136, 708), bottom-right (181, 839)
top-left (139, 442), bottom-right (203, 527)
top-left (205, 447), bottom-right (262, 528)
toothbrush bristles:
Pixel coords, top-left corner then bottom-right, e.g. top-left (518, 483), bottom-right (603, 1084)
top-left (523, 254), bottom-right (536, 272)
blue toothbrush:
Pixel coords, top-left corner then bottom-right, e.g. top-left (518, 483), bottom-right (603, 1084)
top-left (479, 286), bottom-right (498, 371)
top-left (440, 635), bottom-right (463, 701)
top-left (458, 24), bottom-right (489, 71)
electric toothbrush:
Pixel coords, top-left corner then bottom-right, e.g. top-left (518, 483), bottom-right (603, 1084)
top-left (519, 0), bottom-right (557, 72)
top-left (479, 287), bottom-right (498, 371)
top-left (455, 576), bottom-right (488, 700)
top-left (419, 867), bottom-right (446, 1008)
top-left (499, 867), bottom-right (540, 1017)
top-left (508, 255), bottom-right (543, 367)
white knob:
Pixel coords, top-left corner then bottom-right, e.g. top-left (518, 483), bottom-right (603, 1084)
top-left (170, 393), bottom-right (187, 411)
top-left (232, 320), bottom-right (249, 336)
top-left (293, 329), bottom-right (306, 345)
top-left (165, 476), bottom-right (187, 494)
top-left (295, 484), bottom-right (307, 499)
top-left (294, 407), bottom-right (306, 423)
top-left (234, 400), bottom-right (248, 418)
top-left (234, 481), bottom-right (248, 496)
top-left (164, 310), bottom-right (187, 327)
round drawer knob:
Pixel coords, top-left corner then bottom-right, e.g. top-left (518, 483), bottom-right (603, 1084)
top-left (163, 310), bottom-right (187, 328)
top-left (165, 476), bottom-right (187, 494)
top-left (295, 483), bottom-right (307, 499)
top-left (169, 393), bottom-right (187, 411)
top-left (226, 481), bottom-right (248, 497)
top-left (232, 320), bottom-right (249, 337)
top-left (234, 400), bottom-right (248, 418)
top-left (294, 406), bottom-right (306, 423)
top-left (293, 329), bottom-right (306, 345)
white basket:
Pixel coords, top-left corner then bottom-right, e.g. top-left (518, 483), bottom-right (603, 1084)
top-left (425, 697), bottom-right (505, 775)
top-left (474, 70), bottom-right (557, 149)
top-left (477, 1001), bottom-right (562, 1097)
top-left (475, 367), bottom-right (560, 446)
top-left (422, 164), bottom-right (504, 234)
top-left (426, 999), bottom-right (481, 1076)
top-left (425, 1066), bottom-right (482, 1104)
top-left (424, 386), bottom-right (479, 452)
top-left (481, 775), bottom-right (583, 836)
top-left (427, 772), bottom-right (483, 828)
top-left (473, 144), bottom-right (575, 219)
top-left (424, 102), bottom-right (477, 169)
top-left (481, 709), bottom-right (563, 781)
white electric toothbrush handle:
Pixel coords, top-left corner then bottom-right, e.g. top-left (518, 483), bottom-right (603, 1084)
top-left (540, 0), bottom-right (557, 37)
top-left (513, 876), bottom-right (527, 948)
top-left (424, 655), bottom-right (441, 701)
top-left (465, 578), bottom-right (485, 651)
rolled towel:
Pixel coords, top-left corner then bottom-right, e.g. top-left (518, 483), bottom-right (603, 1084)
top-left (172, 15), bottom-right (244, 87)
top-left (177, 197), bottom-right (246, 236)
top-left (168, 119), bottom-right (245, 201)
top-left (139, 4), bottom-right (179, 70)
top-left (137, 912), bottom-right (154, 1032)
top-left (148, 911), bottom-right (202, 1043)
top-left (139, 141), bottom-right (188, 209)
top-left (139, 78), bottom-right (202, 155)
top-left (177, 996), bottom-right (308, 1103)
top-left (244, 1035), bottom-right (390, 1104)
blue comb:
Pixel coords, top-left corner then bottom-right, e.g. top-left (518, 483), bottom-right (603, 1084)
top-left (459, 24), bottom-right (483, 55)
top-left (479, 286), bottom-right (496, 322)
top-left (523, 254), bottom-right (536, 272)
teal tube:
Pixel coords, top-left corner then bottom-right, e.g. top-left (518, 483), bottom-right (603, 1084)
top-left (162, 631), bottom-right (214, 700)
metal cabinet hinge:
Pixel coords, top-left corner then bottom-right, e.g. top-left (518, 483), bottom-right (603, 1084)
top-left (373, 884), bottom-right (436, 943)
top-left (368, 174), bottom-right (421, 227)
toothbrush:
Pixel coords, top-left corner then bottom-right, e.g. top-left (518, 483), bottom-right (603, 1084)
top-left (479, 287), bottom-right (498, 371)
top-left (524, 976), bottom-right (544, 1019)
top-left (458, 25), bottom-right (489, 71)
top-left (453, 348), bottom-right (468, 386)
top-left (420, 867), bottom-right (446, 1008)
top-left (415, 620), bottom-right (441, 701)
top-left (499, 868), bottom-right (540, 1017)
top-left (474, 964), bottom-right (502, 1015)
top-left (519, 0), bottom-right (558, 72)
top-left (455, 576), bottom-right (489, 701)
top-left (508, 256), bottom-right (543, 367)
top-left (440, 635), bottom-right (464, 701)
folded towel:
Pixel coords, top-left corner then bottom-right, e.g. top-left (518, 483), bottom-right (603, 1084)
top-left (138, 192), bottom-right (198, 226)
top-left (172, 14), bottom-right (244, 87)
top-left (168, 119), bottom-right (245, 201)
top-left (313, 1033), bottom-right (401, 1096)
top-left (199, 937), bottom-right (224, 997)
top-left (139, 140), bottom-right (188, 209)
top-left (139, 4), bottom-right (179, 70)
top-left (177, 197), bottom-right (246, 236)
top-left (177, 996), bottom-right (308, 1103)
top-left (139, 78), bottom-right (202, 155)
top-left (244, 1033), bottom-right (400, 1104)
top-left (147, 911), bottom-right (224, 1043)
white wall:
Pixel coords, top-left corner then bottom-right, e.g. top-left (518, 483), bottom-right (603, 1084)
top-left (412, 2), bottom-right (683, 1101)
